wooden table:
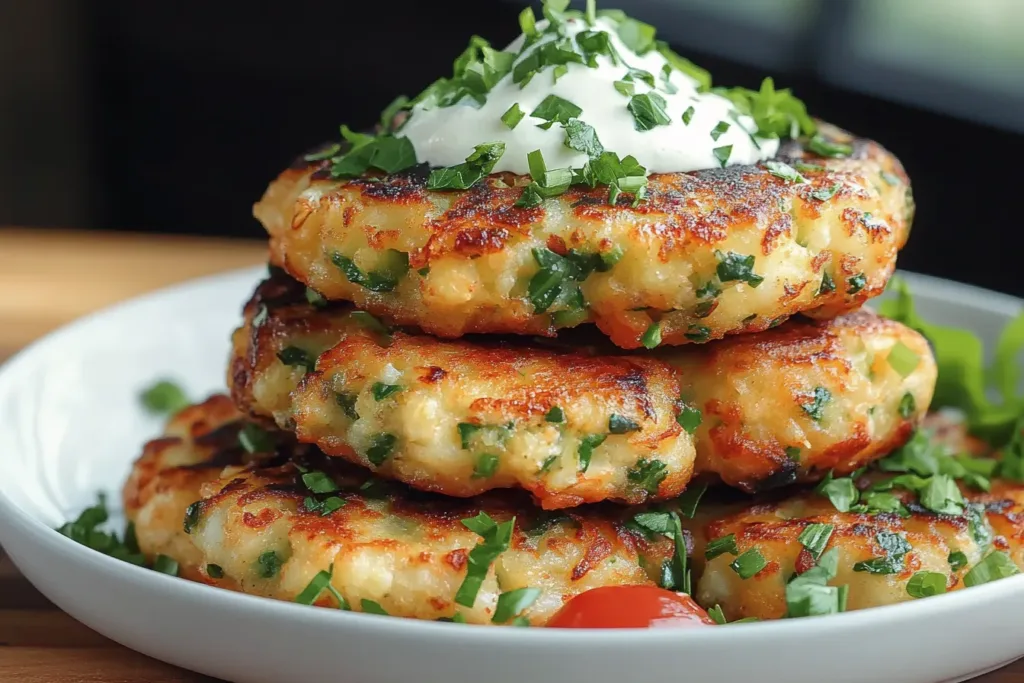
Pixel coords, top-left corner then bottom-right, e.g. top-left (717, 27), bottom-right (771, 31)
top-left (0, 227), bottom-right (1021, 682)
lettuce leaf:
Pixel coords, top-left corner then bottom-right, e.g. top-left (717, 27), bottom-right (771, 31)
top-left (878, 278), bottom-right (1024, 444)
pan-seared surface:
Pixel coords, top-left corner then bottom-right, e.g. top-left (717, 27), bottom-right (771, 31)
top-left (257, 123), bottom-right (912, 349)
top-left (667, 309), bottom-right (936, 492)
top-left (229, 273), bottom-right (695, 509)
top-left (685, 417), bottom-right (1023, 621)
top-left (229, 273), bottom-right (934, 501)
top-left (123, 397), bottom-right (676, 625)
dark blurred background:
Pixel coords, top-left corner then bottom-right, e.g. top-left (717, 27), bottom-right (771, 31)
top-left (1, 0), bottom-right (1022, 293)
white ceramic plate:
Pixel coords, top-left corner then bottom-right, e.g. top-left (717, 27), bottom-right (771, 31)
top-left (1, 267), bottom-right (1022, 683)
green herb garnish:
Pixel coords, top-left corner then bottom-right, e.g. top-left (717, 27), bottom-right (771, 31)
top-left (455, 512), bottom-right (515, 608)
top-left (140, 380), bottom-right (189, 416)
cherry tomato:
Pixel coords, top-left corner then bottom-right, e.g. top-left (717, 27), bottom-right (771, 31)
top-left (548, 586), bottom-right (716, 629)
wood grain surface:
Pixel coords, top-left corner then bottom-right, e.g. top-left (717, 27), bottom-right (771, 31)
top-left (0, 227), bottom-right (1020, 682)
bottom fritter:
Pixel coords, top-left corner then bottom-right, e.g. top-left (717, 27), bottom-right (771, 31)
top-left (124, 396), bottom-right (676, 626)
top-left (124, 399), bottom-right (1024, 626)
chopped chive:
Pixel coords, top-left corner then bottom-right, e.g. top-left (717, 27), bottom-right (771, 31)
top-left (366, 433), bottom-right (398, 466)
top-left (730, 548), bottom-right (767, 579)
top-left (206, 564), bottom-right (224, 579)
top-left (140, 380), bottom-right (189, 416)
top-left (473, 453), bottom-right (500, 479)
top-left (455, 513), bottom-right (515, 608)
top-left (371, 382), bottom-right (403, 401)
top-left (682, 106), bottom-right (695, 125)
top-left (640, 321), bottom-right (662, 349)
top-left (705, 534), bottom-right (739, 560)
top-left (899, 392), bottom-right (916, 419)
top-left (798, 523), bottom-right (834, 560)
top-left (906, 571), bottom-right (947, 598)
top-left (238, 423), bottom-right (275, 454)
top-left (492, 587), bottom-right (541, 624)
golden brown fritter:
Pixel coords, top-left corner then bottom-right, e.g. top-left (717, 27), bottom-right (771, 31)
top-left (230, 272), bottom-right (695, 509)
top-left (667, 310), bottom-right (936, 492)
top-left (229, 273), bottom-right (934, 500)
top-left (685, 489), bottom-right (986, 621)
top-left (256, 123), bottom-right (912, 349)
top-left (123, 397), bottom-right (676, 625)
top-left (684, 416), bottom-right (1024, 621)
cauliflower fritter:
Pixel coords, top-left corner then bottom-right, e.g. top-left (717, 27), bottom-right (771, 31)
top-left (256, 123), bottom-right (912, 349)
top-left (230, 272), bottom-right (695, 509)
top-left (123, 397), bottom-right (675, 625)
top-left (669, 309), bottom-right (936, 492)
top-left (230, 273), bottom-right (934, 501)
top-left (686, 489), bottom-right (987, 621)
top-left (685, 416), bottom-right (1024, 621)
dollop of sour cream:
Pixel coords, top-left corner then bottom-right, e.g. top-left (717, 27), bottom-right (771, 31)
top-left (400, 16), bottom-right (779, 176)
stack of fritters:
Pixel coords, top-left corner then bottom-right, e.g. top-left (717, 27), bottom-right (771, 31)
top-left (129, 122), bottom-right (1024, 625)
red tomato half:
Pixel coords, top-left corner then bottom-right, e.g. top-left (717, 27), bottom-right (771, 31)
top-left (548, 586), bottom-right (716, 629)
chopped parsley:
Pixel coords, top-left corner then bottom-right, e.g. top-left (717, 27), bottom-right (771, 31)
top-left (366, 433), bottom-right (398, 466)
top-left (140, 380), bottom-right (189, 416)
top-left (628, 458), bottom-right (667, 494)
top-left (681, 106), bottom-right (695, 125)
top-left (206, 564), bottom-right (224, 579)
top-left (676, 481), bottom-right (708, 518)
top-left (238, 423), bottom-right (274, 454)
top-left (578, 433), bottom-right (607, 472)
top-left (427, 142), bottom-right (506, 190)
top-left (765, 160), bottom-right (806, 184)
top-left (545, 406), bottom-right (565, 423)
top-left (713, 145), bottom-right (732, 168)
top-left (710, 120), bottom-right (731, 141)
top-left (256, 551), bottom-right (283, 578)
top-left (898, 392), bottom-right (916, 419)
top-left (530, 94), bottom-right (582, 126)
top-left (56, 494), bottom-right (145, 566)
top-left (676, 404), bottom-right (702, 434)
top-left (800, 386), bottom-right (832, 421)
top-left (809, 183), bottom-right (842, 201)
top-left (785, 548), bottom-right (847, 618)
top-left (715, 251), bottom-right (764, 288)
top-left (815, 472), bottom-right (858, 512)
top-left (455, 512), bottom-right (515, 608)
top-left (685, 325), bottom-right (711, 343)
top-left (330, 250), bottom-right (409, 294)
top-left (847, 273), bottom-right (867, 294)
top-left (277, 346), bottom-right (316, 373)
top-left (948, 551), bottom-right (970, 573)
top-left (563, 118), bottom-right (604, 157)
top-left (336, 392), bottom-right (360, 420)
top-left (183, 502), bottom-right (202, 534)
top-left (786, 446), bottom-right (802, 461)
top-left (608, 414), bottom-right (640, 434)
top-left (627, 92), bottom-right (671, 131)
top-left (853, 531), bottom-right (911, 575)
